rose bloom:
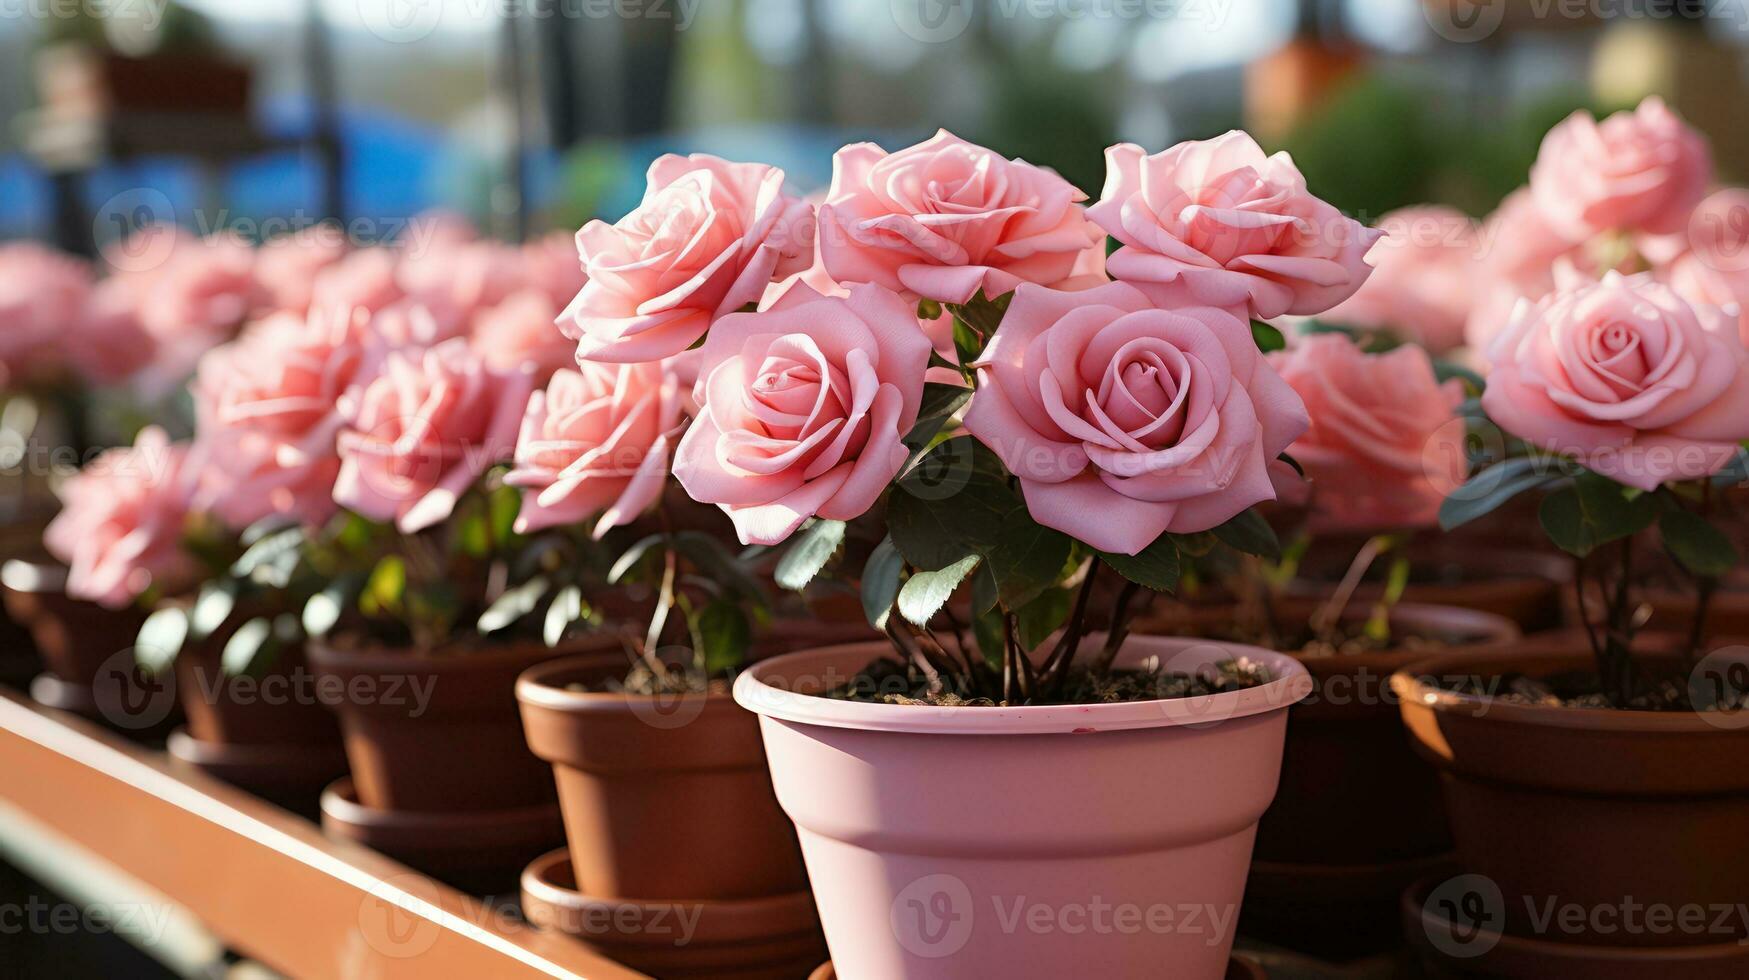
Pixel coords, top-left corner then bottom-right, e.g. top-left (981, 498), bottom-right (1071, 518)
top-left (363, 294), bottom-right (469, 352)
top-left (1322, 206), bottom-right (1479, 353)
top-left (333, 338), bottom-right (535, 533)
top-left (1464, 189), bottom-right (1599, 354)
top-left (1482, 270), bottom-right (1749, 491)
top-left (133, 233), bottom-right (267, 385)
top-left (1090, 131), bottom-right (1381, 322)
top-left (1270, 333), bottom-right (1464, 533)
top-left (193, 309), bottom-right (372, 529)
top-left (506, 361), bottom-right (682, 536)
top-left (69, 278), bottom-right (157, 385)
top-left (965, 280), bottom-right (1308, 556)
top-left (254, 230), bottom-right (349, 315)
top-left (519, 231), bottom-right (589, 308)
top-left (471, 289), bottom-right (574, 380)
top-left (963, 281), bottom-right (1308, 555)
top-left (0, 242), bottom-right (92, 385)
top-left (1659, 188), bottom-right (1749, 345)
top-left (44, 426), bottom-right (198, 609)
top-left (816, 129), bottom-right (1105, 306)
top-left (398, 238), bottom-right (528, 318)
top-left (1529, 97), bottom-right (1711, 240)
top-left (309, 247), bottom-right (406, 320)
top-left (672, 282), bottom-right (931, 545)
top-left (562, 154), bottom-right (813, 363)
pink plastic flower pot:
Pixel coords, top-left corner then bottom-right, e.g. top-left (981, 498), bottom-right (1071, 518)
top-left (733, 636), bottom-right (1312, 980)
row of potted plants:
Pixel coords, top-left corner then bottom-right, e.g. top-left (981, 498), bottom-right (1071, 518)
top-left (3, 95), bottom-right (1748, 979)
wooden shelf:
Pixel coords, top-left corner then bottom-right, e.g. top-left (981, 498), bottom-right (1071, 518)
top-left (0, 688), bottom-right (648, 980)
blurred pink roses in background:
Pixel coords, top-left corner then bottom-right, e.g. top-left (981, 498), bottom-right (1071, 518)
top-left (1323, 206), bottom-right (1478, 353)
top-left (471, 289), bottom-right (574, 380)
top-left (562, 154), bottom-right (814, 363)
top-left (333, 338), bottom-right (534, 533)
top-left (1482, 271), bottom-right (1749, 491)
top-left (1529, 98), bottom-right (1711, 240)
top-left (817, 129), bottom-right (1105, 305)
top-left (962, 281), bottom-right (1308, 555)
top-left (507, 361), bottom-right (682, 536)
top-left (1270, 333), bottom-right (1464, 532)
top-left (1659, 188), bottom-right (1749, 345)
top-left (0, 242), bottom-right (93, 386)
top-left (193, 309), bottom-right (372, 530)
top-left (673, 282), bottom-right (930, 545)
top-left (44, 426), bottom-right (197, 609)
top-left (1091, 131), bottom-right (1380, 321)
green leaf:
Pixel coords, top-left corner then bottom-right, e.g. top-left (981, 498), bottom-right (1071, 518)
top-left (608, 534), bottom-right (665, 584)
top-left (860, 537), bottom-right (904, 630)
top-left (972, 607), bottom-right (1004, 668)
top-left (1100, 533), bottom-right (1182, 591)
top-left (952, 316), bottom-right (985, 367)
top-left (1661, 509), bottom-right (1738, 577)
top-left (983, 510), bottom-right (1072, 608)
top-left (230, 526), bottom-right (306, 587)
top-left (1433, 359), bottom-right (1486, 394)
top-left (134, 607), bottom-right (189, 675)
top-left (188, 580), bottom-right (238, 640)
top-left (1250, 319), bottom-right (1286, 353)
top-left (478, 575), bottom-right (552, 634)
top-left (544, 585), bottom-right (584, 647)
top-left (897, 555), bottom-right (980, 627)
top-left (1439, 457), bottom-right (1560, 530)
top-left (693, 600), bottom-right (751, 675)
top-left (1573, 471), bottom-right (1658, 545)
top-left (488, 483), bottom-right (521, 546)
top-left (220, 617), bottom-right (286, 678)
top-left (774, 519), bottom-right (847, 591)
top-left (360, 555), bottom-right (406, 616)
top-left (889, 438), bottom-right (1016, 570)
top-left (671, 531), bottom-right (768, 601)
top-left (904, 383), bottom-right (973, 451)
top-left (1014, 587), bottom-right (1073, 653)
top-left (1538, 487), bottom-right (1595, 557)
top-left (1210, 509), bottom-right (1281, 562)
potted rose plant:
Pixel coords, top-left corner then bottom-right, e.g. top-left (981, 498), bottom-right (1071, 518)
top-left (598, 130), bottom-right (1370, 980)
top-left (1400, 99), bottom-right (1749, 976)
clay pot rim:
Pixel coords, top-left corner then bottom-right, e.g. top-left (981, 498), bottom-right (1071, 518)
top-left (734, 636), bottom-right (1311, 736)
top-left (166, 727), bottom-right (344, 769)
top-left (1403, 874), bottom-right (1749, 964)
top-left (520, 847), bottom-right (820, 940)
top-left (516, 652), bottom-right (737, 714)
top-left (320, 776), bottom-right (559, 834)
top-left (307, 633), bottom-right (621, 674)
top-left (1390, 644), bottom-right (1740, 734)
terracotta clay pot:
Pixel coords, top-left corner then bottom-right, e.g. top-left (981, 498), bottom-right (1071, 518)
top-left (1, 561), bottom-right (175, 734)
top-left (321, 777), bottom-right (562, 896)
top-left (1402, 874), bottom-right (1749, 978)
top-left (516, 621), bottom-right (873, 902)
top-left (1394, 644), bottom-right (1749, 949)
top-left (1140, 600), bottom-right (1518, 958)
top-left (165, 615), bottom-right (347, 810)
top-left (736, 637), bottom-right (1311, 980)
top-left (522, 847), bottom-right (826, 980)
top-left (308, 636), bottom-right (613, 813)
top-left (809, 956), bottom-right (1268, 979)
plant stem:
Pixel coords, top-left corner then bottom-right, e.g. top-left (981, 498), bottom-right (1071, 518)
top-left (1040, 561), bottom-right (1099, 692)
top-left (1001, 611), bottom-right (1026, 704)
top-left (1089, 579), bottom-right (1143, 676)
top-left (1597, 536), bottom-right (1637, 707)
top-left (1311, 535), bottom-right (1387, 644)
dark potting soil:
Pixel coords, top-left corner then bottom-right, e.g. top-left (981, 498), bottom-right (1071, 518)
top-left (829, 654), bottom-right (1274, 707)
top-left (565, 662), bottom-right (731, 697)
top-left (1433, 669), bottom-right (1748, 712)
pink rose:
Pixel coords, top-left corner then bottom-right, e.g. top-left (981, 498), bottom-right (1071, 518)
top-left (471, 289), bottom-right (575, 379)
top-left (0, 242), bottom-right (91, 385)
top-left (506, 361), bottom-right (682, 536)
top-left (363, 295), bottom-right (469, 352)
top-left (68, 278), bottom-right (157, 385)
top-left (44, 426), bottom-right (197, 609)
top-left (255, 230), bottom-right (349, 315)
top-left (1464, 189), bottom-right (1600, 354)
top-left (1482, 271), bottom-right (1749, 491)
top-left (397, 239), bottom-right (526, 319)
top-left (1270, 333), bottom-right (1465, 533)
top-left (1660, 188), bottom-right (1749, 344)
top-left (562, 154), bottom-right (813, 362)
top-left (1090, 131), bottom-right (1381, 321)
top-left (333, 338), bottom-right (535, 533)
top-left (672, 282), bottom-right (931, 545)
top-left (817, 129), bottom-right (1104, 305)
top-left (1323, 206), bottom-right (1479, 353)
top-left (1529, 97), bottom-right (1711, 239)
top-left (519, 231), bottom-right (590, 308)
top-left (193, 309), bottom-right (372, 529)
top-left (135, 234), bottom-right (267, 385)
top-left (309, 248), bottom-right (406, 320)
top-left (962, 281), bottom-right (1308, 555)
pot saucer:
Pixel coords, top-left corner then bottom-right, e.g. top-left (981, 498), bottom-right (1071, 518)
top-left (320, 777), bottom-right (561, 896)
top-left (166, 727), bottom-right (347, 815)
top-left (521, 847), bottom-right (825, 980)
